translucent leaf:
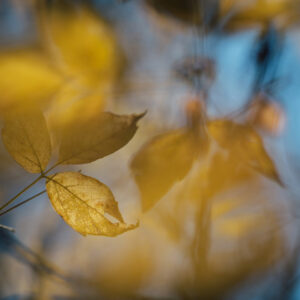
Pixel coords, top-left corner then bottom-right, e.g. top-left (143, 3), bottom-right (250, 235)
top-left (47, 82), bottom-right (106, 142)
top-left (2, 107), bottom-right (52, 173)
top-left (220, 0), bottom-right (294, 31)
top-left (46, 172), bottom-right (137, 236)
top-left (0, 51), bottom-right (62, 112)
top-left (58, 111), bottom-right (144, 165)
top-left (203, 152), bottom-right (252, 199)
top-left (207, 119), bottom-right (282, 185)
top-left (131, 129), bottom-right (202, 211)
top-left (47, 8), bottom-right (120, 87)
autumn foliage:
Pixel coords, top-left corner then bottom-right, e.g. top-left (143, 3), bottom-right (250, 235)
top-left (0, 1), bottom-right (297, 299)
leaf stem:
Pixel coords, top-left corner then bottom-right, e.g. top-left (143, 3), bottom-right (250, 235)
top-left (44, 162), bottom-right (61, 175)
top-left (0, 190), bottom-right (46, 217)
top-left (0, 174), bottom-right (43, 212)
top-left (0, 161), bottom-right (60, 213)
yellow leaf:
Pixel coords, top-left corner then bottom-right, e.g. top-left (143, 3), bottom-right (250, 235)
top-left (47, 82), bottom-right (106, 142)
top-left (146, 0), bottom-right (295, 31)
top-left (131, 129), bottom-right (202, 211)
top-left (221, 0), bottom-right (294, 31)
top-left (46, 172), bottom-right (138, 236)
top-left (47, 8), bottom-right (120, 87)
top-left (207, 119), bottom-right (282, 185)
top-left (0, 51), bottom-right (62, 111)
top-left (2, 107), bottom-right (52, 173)
top-left (58, 111), bottom-right (145, 165)
top-left (199, 151), bottom-right (252, 200)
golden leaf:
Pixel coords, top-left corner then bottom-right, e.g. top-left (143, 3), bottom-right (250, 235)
top-left (58, 111), bottom-right (144, 165)
top-left (220, 0), bottom-right (295, 31)
top-left (46, 8), bottom-right (120, 87)
top-left (2, 107), bottom-right (52, 173)
top-left (203, 151), bottom-right (252, 199)
top-left (47, 82), bottom-right (106, 143)
top-left (207, 119), bottom-right (282, 185)
top-left (0, 51), bottom-right (62, 111)
top-left (46, 172), bottom-right (138, 236)
top-left (131, 129), bottom-right (202, 212)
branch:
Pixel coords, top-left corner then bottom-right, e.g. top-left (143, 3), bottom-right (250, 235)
top-left (0, 190), bottom-right (47, 217)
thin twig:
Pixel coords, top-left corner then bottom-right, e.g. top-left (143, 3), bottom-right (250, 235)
top-left (0, 190), bottom-right (47, 217)
top-left (0, 174), bottom-right (43, 211)
top-left (44, 162), bottom-right (61, 175)
top-left (0, 161), bottom-right (60, 212)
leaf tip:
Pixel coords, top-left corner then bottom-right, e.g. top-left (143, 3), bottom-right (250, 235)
top-left (272, 172), bottom-right (285, 188)
top-left (134, 110), bottom-right (147, 123)
top-left (123, 219), bottom-right (140, 231)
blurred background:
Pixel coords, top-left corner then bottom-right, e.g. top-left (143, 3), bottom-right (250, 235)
top-left (1, 0), bottom-right (300, 299)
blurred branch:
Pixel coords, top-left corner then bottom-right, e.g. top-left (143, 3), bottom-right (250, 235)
top-left (0, 224), bottom-right (15, 232)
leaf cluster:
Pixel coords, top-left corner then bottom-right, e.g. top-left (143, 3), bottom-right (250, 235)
top-left (0, 4), bottom-right (144, 237)
top-left (131, 117), bottom-right (282, 211)
top-left (1, 106), bottom-right (144, 236)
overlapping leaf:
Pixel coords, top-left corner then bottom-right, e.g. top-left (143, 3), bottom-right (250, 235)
top-left (132, 118), bottom-right (282, 213)
top-left (131, 129), bottom-right (202, 211)
top-left (207, 119), bottom-right (282, 185)
top-left (0, 51), bottom-right (62, 112)
top-left (58, 111), bottom-right (144, 165)
top-left (221, 0), bottom-right (296, 31)
top-left (46, 172), bottom-right (137, 236)
top-left (2, 107), bottom-right (52, 173)
top-left (47, 82), bottom-right (107, 145)
top-left (46, 7), bottom-right (120, 87)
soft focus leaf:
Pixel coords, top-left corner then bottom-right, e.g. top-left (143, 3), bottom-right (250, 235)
top-left (47, 8), bottom-right (120, 87)
top-left (46, 172), bottom-right (137, 236)
top-left (184, 119), bottom-right (282, 205)
top-left (47, 82), bottom-right (106, 142)
top-left (2, 107), bottom-right (52, 173)
top-left (207, 119), bottom-right (282, 185)
top-left (204, 151), bottom-right (252, 199)
top-left (221, 0), bottom-right (295, 31)
top-left (58, 111), bottom-right (144, 165)
top-left (0, 51), bottom-right (62, 112)
top-left (131, 129), bottom-right (202, 211)
top-left (181, 148), bottom-right (253, 206)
